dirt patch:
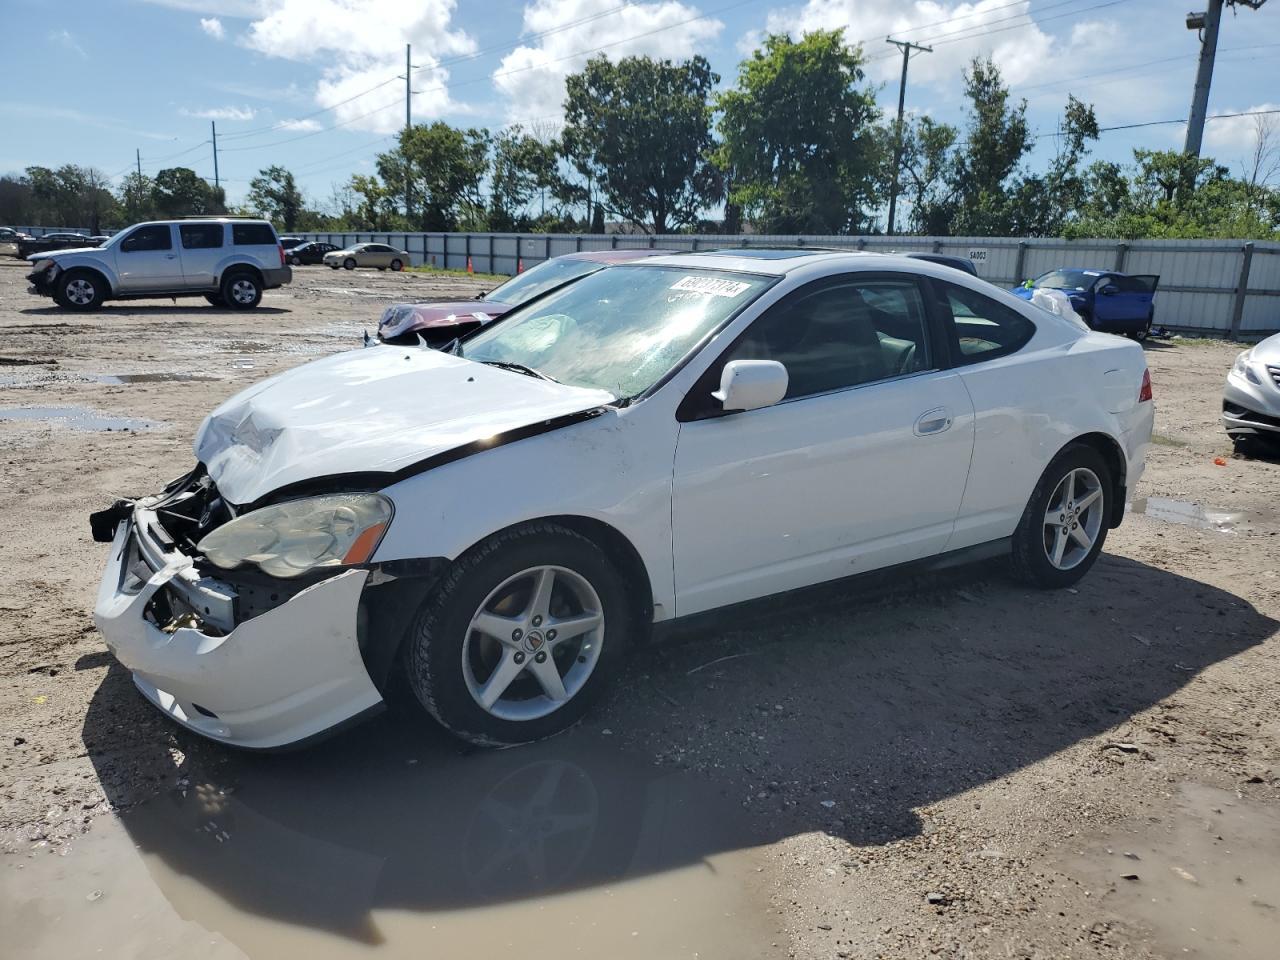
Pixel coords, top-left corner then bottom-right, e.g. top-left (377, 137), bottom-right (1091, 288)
top-left (1, 258), bottom-right (1278, 958)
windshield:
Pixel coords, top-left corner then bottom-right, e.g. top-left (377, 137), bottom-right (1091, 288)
top-left (1034, 269), bottom-right (1098, 291)
top-left (463, 265), bottom-right (774, 398)
top-left (483, 257), bottom-right (606, 306)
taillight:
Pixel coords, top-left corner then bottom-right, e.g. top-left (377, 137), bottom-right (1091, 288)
top-left (1138, 368), bottom-right (1152, 403)
top-left (278, 243), bottom-right (285, 266)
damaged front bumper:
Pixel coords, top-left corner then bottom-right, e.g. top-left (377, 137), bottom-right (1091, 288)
top-left (26, 262), bottom-right (57, 297)
top-left (92, 504), bottom-right (384, 749)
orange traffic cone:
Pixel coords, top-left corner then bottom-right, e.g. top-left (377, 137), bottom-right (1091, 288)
top-left (517, 258), bottom-right (524, 273)
top-left (466, 256), bottom-right (474, 274)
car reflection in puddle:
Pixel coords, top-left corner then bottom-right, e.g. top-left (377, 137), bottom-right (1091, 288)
top-left (3, 722), bottom-right (779, 959)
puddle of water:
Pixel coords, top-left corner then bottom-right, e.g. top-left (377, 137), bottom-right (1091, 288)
top-left (0, 729), bottom-right (778, 959)
top-left (0, 371), bottom-right (218, 387)
top-left (1059, 783), bottom-right (1280, 960)
top-left (1128, 497), bottom-right (1259, 533)
top-left (0, 406), bottom-right (164, 432)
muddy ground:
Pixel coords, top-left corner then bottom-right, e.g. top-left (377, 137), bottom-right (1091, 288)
top-left (0, 258), bottom-right (1277, 959)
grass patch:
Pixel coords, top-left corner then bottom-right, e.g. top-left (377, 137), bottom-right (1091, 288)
top-left (1150, 433), bottom-right (1188, 447)
top-left (406, 265), bottom-right (507, 283)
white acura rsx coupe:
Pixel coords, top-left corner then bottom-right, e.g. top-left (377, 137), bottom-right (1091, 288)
top-left (91, 250), bottom-right (1154, 749)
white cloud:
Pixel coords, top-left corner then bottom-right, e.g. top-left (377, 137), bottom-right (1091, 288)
top-left (49, 29), bottom-right (88, 60)
top-left (200, 17), bottom-right (225, 39)
top-left (492, 0), bottom-right (725, 124)
top-left (277, 117), bottom-right (323, 131)
top-left (750, 1), bottom-right (1144, 114)
top-left (181, 105), bottom-right (258, 120)
top-left (240, 0), bottom-right (476, 133)
top-left (139, 0), bottom-right (264, 14)
top-left (1202, 103), bottom-right (1280, 154)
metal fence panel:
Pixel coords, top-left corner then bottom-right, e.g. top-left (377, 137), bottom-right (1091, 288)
top-left (285, 231), bottom-right (1280, 337)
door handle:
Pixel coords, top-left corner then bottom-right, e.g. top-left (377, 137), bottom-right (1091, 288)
top-left (914, 407), bottom-right (952, 437)
top-left (165, 254), bottom-right (176, 259)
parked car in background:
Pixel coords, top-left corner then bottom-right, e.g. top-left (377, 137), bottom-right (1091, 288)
top-left (16, 232), bottom-right (100, 258)
top-left (26, 218), bottom-right (290, 311)
top-left (906, 252), bottom-right (978, 276)
top-left (0, 226), bottom-right (33, 257)
top-left (378, 248), bottom-right (666, 346)
top-left (1223, 331), bottom-right (1280, 453)
top-left (324, 243), bottom-right (409, 271)
top-left (89, 250), bottom-right (1152, 749)
top-left (286, 240), bottom-right (340, 265)
top-left (279, 236), bottom-right (305, 251)
top-left (1012, 269), bottom-right (1158, 340)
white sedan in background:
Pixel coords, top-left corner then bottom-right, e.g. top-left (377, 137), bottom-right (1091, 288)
top-left (90, 250), bottom-right (1153, 749)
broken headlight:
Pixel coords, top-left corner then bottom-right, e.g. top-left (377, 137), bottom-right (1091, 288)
top-left (197, 493), bottom-right (393, 579)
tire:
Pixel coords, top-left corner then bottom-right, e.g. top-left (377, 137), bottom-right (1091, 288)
top-left (1130, 313), bottom-right (1153, 342)
top-left (1010, 443), bottom-right (1112, 589)
top-left (290, 255), bottom-right (302, 266)
top-left (204, 293), bottom-right (225, 306)
top-left (390, 259), bottom-right (403, 272)
top-left (403, 522), bottom-right (630, 746)
top-left (53, 269), bottom-right (105, 311)
top-left (220, 270), bottom-right (262, 310)
top-left (344, 258), bottom-right (356, 270)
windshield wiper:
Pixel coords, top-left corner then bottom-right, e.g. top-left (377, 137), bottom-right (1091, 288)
top-left (479, 359), bottom-right (558, 383)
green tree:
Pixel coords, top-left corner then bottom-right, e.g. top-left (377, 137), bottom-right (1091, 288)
top-left (23, 165), bottom-right (120, 230)
top-left (150, 167), bottom-right (225, 218)
top-left (563, 54), bottom-right (722, 234)
top-left (380, 122), bottom-right (490, 231)
top-left (717, 31), bottom-right (880, 234)
top-left (885, 115), bottom-right (959, 234)
top-left (117, 172), bottom-right (155, 223)
top-left (948, 57), bottom-right (1031, 235)
top-left (1009, 95), bottom-right (1099, 236)
top-left (490, 126), bottom-right (560, 230)
top-left (247, 165), bottom-right (304, 231)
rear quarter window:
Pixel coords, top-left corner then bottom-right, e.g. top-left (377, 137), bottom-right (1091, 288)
top-left (932, 280), bottom-right (1036, 364)
top-left (232, 223), bottom-right (277, 246)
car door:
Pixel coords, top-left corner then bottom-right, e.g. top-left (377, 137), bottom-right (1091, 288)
top-left (177, 222), bottom-right (225, 290)
top-left (115, 224), bottom-right (182, 292)
top-left (670, 273), bottom-right (976, 617)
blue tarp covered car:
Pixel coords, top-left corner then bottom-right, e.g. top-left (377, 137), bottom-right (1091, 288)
top-left (1012, 269), bottom-right (1159, 340)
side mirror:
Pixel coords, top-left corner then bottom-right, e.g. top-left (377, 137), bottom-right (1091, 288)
top-left (1100, 284), bottom-right (1119, 296)
top-left (713, 360), bottom-right (788, 412)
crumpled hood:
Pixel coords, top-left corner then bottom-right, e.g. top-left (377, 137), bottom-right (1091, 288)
top-left (377, 300), bottom-right (510, 341)
top-left (194, 346), bottom-right (614, 505)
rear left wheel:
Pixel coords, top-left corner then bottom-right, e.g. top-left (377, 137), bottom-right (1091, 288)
top-left (220, 271), bottom-right (262, 310)
top-left (390, 259), bottom-right (404, 271)
top-left (1010, 444), bottom-right (1112, 589)
top-left (403, 523), bottom-right (630, 746)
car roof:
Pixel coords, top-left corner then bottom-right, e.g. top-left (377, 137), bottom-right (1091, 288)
top-left (562, 248), bottom-right (668, 264)
top-left (639, 248), bottom-right (941, 277)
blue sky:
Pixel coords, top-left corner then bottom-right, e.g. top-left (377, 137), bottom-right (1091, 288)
top-left (2, 0), bottom-right (1277, 214)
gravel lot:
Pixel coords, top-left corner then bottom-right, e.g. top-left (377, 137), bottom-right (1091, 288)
top-left (1, 258), bottom-right (1278, 958)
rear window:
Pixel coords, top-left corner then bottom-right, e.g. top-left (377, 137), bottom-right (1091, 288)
top-left (180, 223), bottom-right (223, 249)
top-left (232, 223), bottom-right (277, 246)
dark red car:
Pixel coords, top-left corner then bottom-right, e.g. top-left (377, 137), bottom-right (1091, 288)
top-left (377, 248), bottom-right (667, 346)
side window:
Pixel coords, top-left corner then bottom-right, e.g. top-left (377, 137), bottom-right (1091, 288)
top-left (120, 225), bottom-right (172, 253)
top-left (933, 280), bottom-right (1035, 364)
top-left (232, 223), bottom-right (277, 246)
top-left (722, 278), bottom-right (931, 401)
top-left (1113, 275), bottom-right (1144, 293)
top-left (180, 223), bottom-right (223, 249)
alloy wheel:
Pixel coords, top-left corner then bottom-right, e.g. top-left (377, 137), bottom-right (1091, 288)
top-left (229, 279), bottom-right (257, 305)
top-left (462, 565), bottom-right (604, 722)
top-left (65, 277), bottom-right (95, 305)
top-left (1042, 467), bottom-right (1105, 570)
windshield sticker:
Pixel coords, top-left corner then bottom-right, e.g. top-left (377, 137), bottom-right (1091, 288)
top-left (670, 276), bottom-right (751, 298)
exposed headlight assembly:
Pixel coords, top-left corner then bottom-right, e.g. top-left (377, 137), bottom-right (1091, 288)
top-left (1232, 350), bottom-right (1262, 386)
top-left (197, 493), bottom-right (393, 579)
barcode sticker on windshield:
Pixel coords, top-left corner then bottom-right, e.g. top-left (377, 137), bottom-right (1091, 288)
top-left (670, 276), bottom-right (751, 298)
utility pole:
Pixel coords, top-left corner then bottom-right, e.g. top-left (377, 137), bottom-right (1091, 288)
top-left (135, 148), bottom-right (141, 178)
top-left (211, 120), bottom-right (220, 191)
top-left (404, 42), bottom-right (412, 224)
top-left (1184, 1), bottom-right (1268, 158)
top-left (885, 37), bottom-right (932, 236)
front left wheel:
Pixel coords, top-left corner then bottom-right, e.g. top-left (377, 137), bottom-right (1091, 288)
top-left (53, 269), bottom-right (105, 311)
top-left (1010, 444), bottom-right (1112, 589)
top-left (403, 523), bottom-right (630, 746)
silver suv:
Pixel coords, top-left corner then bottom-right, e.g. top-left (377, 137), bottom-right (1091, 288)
top-left (25, 218), bottom-right (292, 311)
